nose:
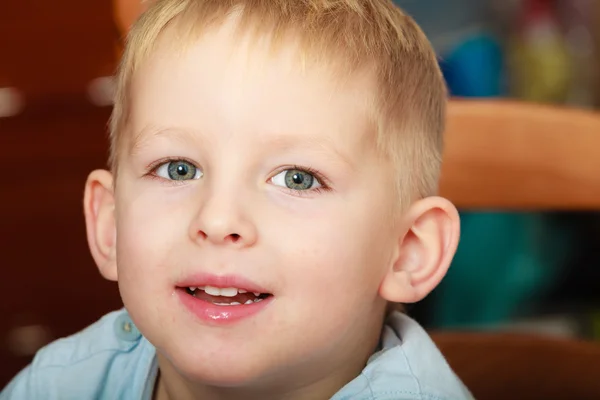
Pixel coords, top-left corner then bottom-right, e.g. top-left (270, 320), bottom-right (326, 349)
top-left (189, 186), bottom-right (258, 248)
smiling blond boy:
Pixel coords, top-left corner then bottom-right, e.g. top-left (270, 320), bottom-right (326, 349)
top-left (1, 1), bottom-right (472, 399)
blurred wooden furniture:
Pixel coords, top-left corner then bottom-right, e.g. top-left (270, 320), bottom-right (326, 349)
top-left (439, 99), bottom-right (600, 210)
top-left (431, 330), bottom-right (600, 400)
top-left (0, 0), bottom-right (122, 388)
top-left (434, 99), bottom-right (600, 399)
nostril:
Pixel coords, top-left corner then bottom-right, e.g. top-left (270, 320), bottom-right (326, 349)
top-left (195, 230), bottom-right (242, 244)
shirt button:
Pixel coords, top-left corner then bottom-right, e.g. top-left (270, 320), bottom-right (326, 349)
top-left (114, 313), bottom-right (142, 342)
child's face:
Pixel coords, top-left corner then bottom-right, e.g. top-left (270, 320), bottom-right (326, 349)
top-left (111, 25), bottom-right (401, 386)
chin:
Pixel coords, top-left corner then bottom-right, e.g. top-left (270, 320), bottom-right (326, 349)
top-left (164, 342), bottom-right (280, 387)
top-left (190, 368), bottom-right (266, 388)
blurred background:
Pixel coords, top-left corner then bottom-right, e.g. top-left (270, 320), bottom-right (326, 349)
top-left (0, 0), bottom-right (599, 389)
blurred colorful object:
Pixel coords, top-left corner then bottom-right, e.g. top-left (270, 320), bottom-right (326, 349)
top-left (559, 0), bottom-right (598, 107)
top-left (509, 0), bottom-right (572, 103)
top-left (440, 33), bottom-right (504, 97)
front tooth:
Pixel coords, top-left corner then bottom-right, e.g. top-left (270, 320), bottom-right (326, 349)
top-left (189, 287), bottom-right (197, 291)
top-left (244, 300), bottom-right (254, 305)
top-left (214, 302), bottom-right (230, 306)
top-left (230, 302), bottom-right (241, 305)
top-left (204, 286), bottom-right (221, 296)
top-left (254, 298), bottom-right (263, 303)
top-left (238, 289), bottom-right (247, 294)
top-left (253, 292), bottom-right (260, 297)
top-left (220, 287), bottom-right (238, 297)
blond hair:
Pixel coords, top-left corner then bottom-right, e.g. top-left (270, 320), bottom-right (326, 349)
top-left (110, 0), bottom-right (447, 205)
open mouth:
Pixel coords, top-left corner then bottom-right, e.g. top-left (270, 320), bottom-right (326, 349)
top-left (182, 286), bottom-right (272, 306)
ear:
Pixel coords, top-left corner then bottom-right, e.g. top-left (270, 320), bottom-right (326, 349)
top-left (379, 196), bottom-right (460, 304)
top-left (83, 169), bottom-right (118, 281)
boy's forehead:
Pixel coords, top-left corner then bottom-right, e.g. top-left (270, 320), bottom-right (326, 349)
top-left (127, 17), bottom-right (379, 153)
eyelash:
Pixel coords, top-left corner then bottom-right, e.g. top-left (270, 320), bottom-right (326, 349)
top-left (144, 158), bottom-right (332, 195)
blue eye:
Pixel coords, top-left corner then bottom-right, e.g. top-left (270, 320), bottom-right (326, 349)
top-left (155, 160), bottom-right (202, 181)
top-left (271, 169), bottom-right (322, 191)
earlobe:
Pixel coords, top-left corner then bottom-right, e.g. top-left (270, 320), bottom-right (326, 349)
top-left (379, 197), bottom-right (460, 304)
top-left (83, 169), bottom-right (118, 281)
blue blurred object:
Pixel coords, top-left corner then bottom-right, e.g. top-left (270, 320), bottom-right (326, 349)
top-left (440, 33), bottom-right (504, 97)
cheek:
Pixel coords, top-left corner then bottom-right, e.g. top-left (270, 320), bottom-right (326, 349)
top-left (115, 189), bottom-right (192, 282)
top-left (275, 206), bottom-right (393, 303)
top-left (114, 191), bottom-right (191, 332)
top-left (266, 209), bottom-right (393, 348)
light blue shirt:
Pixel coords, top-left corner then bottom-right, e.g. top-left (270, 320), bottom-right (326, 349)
top-left (1, 309), bottom-right (472, 399)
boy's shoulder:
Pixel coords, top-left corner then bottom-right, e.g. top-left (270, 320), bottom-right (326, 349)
top-left (0, 309), bottom-right (157, 400)
top-left (334, 312), bottom-right (473, 400)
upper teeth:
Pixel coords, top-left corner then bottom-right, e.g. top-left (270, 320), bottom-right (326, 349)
top-left (190, 286), bottom-right (260, 297)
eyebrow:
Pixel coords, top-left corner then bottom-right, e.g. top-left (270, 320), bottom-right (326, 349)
top-left (264, 134), bottom-right (356, 170)
top-left (129, 125), bottom-right (356, 169)
top-left (128, 125), bottom-right (202, 155)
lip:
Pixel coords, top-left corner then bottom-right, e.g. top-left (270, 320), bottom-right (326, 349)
top-left (177, 289), bottom-right (274, 324)
top-left (176, 273), bottom-right (273, 324)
